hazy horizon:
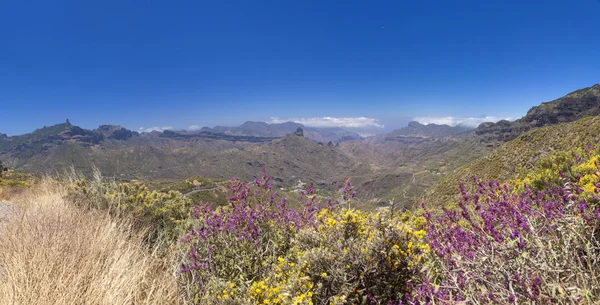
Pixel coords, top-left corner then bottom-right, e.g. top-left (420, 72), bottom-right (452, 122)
top-left (1, 113), bottom-right (514, 137)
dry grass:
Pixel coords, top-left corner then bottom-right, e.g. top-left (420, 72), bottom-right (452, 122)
top-left (0, 181), bottom-right (181, 305)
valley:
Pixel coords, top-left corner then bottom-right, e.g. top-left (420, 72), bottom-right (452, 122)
top-left (2, 84), bottom-right (599, 210)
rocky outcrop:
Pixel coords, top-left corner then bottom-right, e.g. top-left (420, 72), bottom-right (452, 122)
top-left (476, 84), bottom-right (600, 142)
top-left (294, 127), bottom-right (304, 137)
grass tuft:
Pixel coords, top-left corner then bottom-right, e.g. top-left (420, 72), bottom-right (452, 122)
top-left (0, 180), bottom-right (180, 305)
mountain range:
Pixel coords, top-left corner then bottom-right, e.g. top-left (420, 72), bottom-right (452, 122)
top-left (1, 84), bottom-right (599, 208)
top-left (202, 121), bottom-right (363, 143)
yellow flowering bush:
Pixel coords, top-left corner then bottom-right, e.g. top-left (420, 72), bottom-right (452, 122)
top-left (254, 208), bottom-right (429, 304)
top-left (513, 150), bottom-right (579, 191)
top-left (68, 178), bottom-right (192, 241)
top-left (572, 154), bottom-right (600, 196)
top-left (511, 141), bottom-right (600, 201)
top-left (0, 170), bottom-right (34, 188)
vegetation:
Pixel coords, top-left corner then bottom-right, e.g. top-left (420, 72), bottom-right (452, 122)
top-left (416, 178), bottom-right (600, 303)
top-left (425, 115), bottom-right (600, 208)
top-left (0, 181), bottom-right (179, 305)
top-left (2, 132), bottom-right (600, 303)
top-left (53, 133), bottom-right (600, 303)
top-left (0, 160), bottom-right (6, 177)
top-left (0, 169), bottom-right (35, 200)
top-left (3, 86), bottom-right (600, 303)
top-left (67, 170), bottom-right (194, 243)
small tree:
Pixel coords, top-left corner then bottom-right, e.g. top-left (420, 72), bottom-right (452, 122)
top-left (0, 160), bottom-right (6, 177)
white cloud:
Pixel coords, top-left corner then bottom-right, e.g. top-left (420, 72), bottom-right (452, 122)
top-left (270, 117), bottom-right (384, 128)
top-left (138, 126), bottom-right (173, 133)
top-left (412, 116), bottom-right (513, 128)
top-left (187, 125), bottom-right (203, 131)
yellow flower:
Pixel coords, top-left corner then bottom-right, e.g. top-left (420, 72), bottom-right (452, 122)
top-left (414, 230), bottom-right (426, 239)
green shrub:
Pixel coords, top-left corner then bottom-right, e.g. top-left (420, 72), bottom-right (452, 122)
top-left (178, 175), bottom-right (429, 305)
top-left (67, 176), bottom-right (192, 242)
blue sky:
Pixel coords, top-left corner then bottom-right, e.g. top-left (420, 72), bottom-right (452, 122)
top-left (1, 0), bottom-right (599, 135)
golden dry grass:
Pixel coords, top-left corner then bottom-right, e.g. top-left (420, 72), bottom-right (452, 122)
top-left (0, 181), bottom-right (180, 305)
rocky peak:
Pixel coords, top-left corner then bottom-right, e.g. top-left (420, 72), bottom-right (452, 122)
top-left (95, 125), bottom-right (138, 140)
top-left (407, 121), bottom-right (424, 128)
top-left (294, 127), bottom-right (304, 137)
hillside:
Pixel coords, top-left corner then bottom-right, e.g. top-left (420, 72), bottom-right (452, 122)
top-left (476, 84), bottom-right (600, 141)
top-left (0, 127), bottom-right (363, 195)
top-left (423, 115), bottom-right (600, 207)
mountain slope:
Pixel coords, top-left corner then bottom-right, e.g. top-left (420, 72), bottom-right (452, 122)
top-left (476, 84), bottom-right (600, 141)
top-left (423, 115), bottom-right (600, 207)
top-left (1, 128), bottom-right (361, 192)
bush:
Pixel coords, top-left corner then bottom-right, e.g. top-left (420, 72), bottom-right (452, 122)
top-left (0, 160), bottom-right (7, 177)
top-left (0, 170), bottom-right (35, 200)
top-left (178, 174), bottom-right (428, 304)
top-left (266, 207), bottom-right (428, 305)
top-left (67, 171), bottom-right (192, 242)
top-left (414, 177), bottom-right (600, 304)
top-left (177, 171), bottom-right (318, 303)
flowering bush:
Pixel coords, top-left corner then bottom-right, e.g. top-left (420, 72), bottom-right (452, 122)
top-left (0, 170), bottom-right (33, 188)
top-left (284, 208), bottom-right (428, 304)
top-left (413, 176), bottom-right (600, 304)
top-left (513, 141), bottom-right (600, 198)
top-left (68, 176), bottom-right (191, 241)
top-left (178, 173), bottom-right (429, 304)
top-left (177, 170), bottom-right (319, 303)
top-left (0, 170), bottom-right (35, 200)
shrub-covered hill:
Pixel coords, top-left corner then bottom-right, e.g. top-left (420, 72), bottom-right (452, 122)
top-left (3, 133), bottom-right (363, 192)
top-left (423, 114), bottom-right (600, 207)
top-left (476, 84), bottom-right (600, 141)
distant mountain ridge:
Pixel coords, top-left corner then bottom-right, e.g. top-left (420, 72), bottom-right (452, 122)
top-left (201, 121), bottom-right (363, 143)
top-left (0, 124), bottom-right (361, 196)
top-left (388, 121), bottom-right (472, 138)
top-left (0, 119), bottom-right (362, 156)
top-left (476, 84), bottom-right (600, 141)
top-left (0, 120), bottom-right (362, 185)
top-left (365, 121), bottom-right (472, 145)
